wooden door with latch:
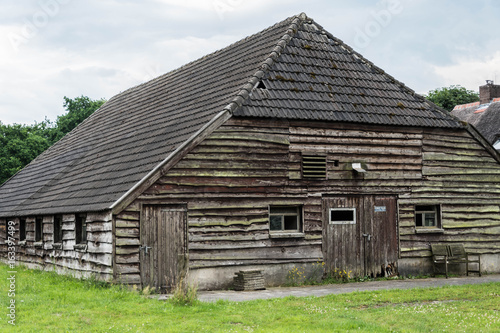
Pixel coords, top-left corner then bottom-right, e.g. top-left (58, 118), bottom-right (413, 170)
top-left (322, 195), bottom-right (398, 278)
top-left (140, 204), bottom-right (188, 292)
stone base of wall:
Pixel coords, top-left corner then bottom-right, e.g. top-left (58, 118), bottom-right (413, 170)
top-left (189, 262), bottom-right (323, 291)
top-left (398, 255), bottom-right (500, 277)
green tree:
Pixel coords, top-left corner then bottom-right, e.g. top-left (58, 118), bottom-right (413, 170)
top-left (425, 85), bottom-right (479, 112)
top-left (0, 96), bottom-right (106, 185)
top-left (50, 96), bottom-right (106, 143)
top-left (0, 122), bottom-right (52, 184)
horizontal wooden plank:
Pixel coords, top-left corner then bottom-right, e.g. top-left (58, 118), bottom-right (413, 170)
top-left (191, 145), bottom-right (289, 155)
top-left (87, 242), bottom-right (112, 254)
top-left (200, 139), bottom-right (289, 149)
top-left (115, 253), bottom-right (139, 264)
top-left (184, 152), bottom-right (289, 162)
top-left (86, 231), bottom-right (112, 243)
top-left (174, 159), bottom-right (288, 170)
top-left (290, 135), bottom-right (422, 147)
top-left (166, 169), bottom-right (287, 178)
top-left (86, 221), bottom-right (112, 232)
top-left (423, 167), bottom-right (500, 176)
top-left (423, 152), bottom-right (494, 162)
top-left (115, 228), bottom-right (139, 238)
top-left (115, 211), bottom-right (140, 221)
top-left (115, 238), bottom-right (140, 246)
top-left (290, 126), bottom-right (423, 139)
top-left (209, 132), bottom-right (290, 145)
top-left (442, 226), bottom-right (500, 235)
top-left (290, 144), bottom-right (421, 156)
top-left (115, 219), bottom-right (139, 228)
top-left (86, 212), bottom-right (112, 222)
top-left (189, 233), bottom-right (269, 242)
top-left (115, 246), bottom-right (139, 255)
top-left (114, 274), bottom-right (141, 285)
top-left (190, 224), bottom-right (268, 234)
top-left (115, 263), bottom-right (140, 274)
top-left (189, 217), bottom-right (268, 227)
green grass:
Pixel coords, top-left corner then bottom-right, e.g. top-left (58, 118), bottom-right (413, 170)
top-left (1, 264), bottom-right (499, 332)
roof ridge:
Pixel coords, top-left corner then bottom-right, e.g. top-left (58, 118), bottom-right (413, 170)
top-left (222, 13), bottom-right (307, 114)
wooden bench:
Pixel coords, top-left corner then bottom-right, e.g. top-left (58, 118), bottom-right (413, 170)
top-left (431, 244), bottom-right (481, 278)
top-left (431, 244), bottom-right (450, 278)
top-left (447, 244), bottom-right (481, 277)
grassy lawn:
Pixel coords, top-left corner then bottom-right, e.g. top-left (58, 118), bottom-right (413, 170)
top-left (1, 264), bottom-right (499, 332)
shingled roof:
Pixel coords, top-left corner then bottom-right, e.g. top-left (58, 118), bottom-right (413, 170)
top-left (451, 100), bottom-right (500, 144)
top-left (0, 13), bottom-right (464, 217)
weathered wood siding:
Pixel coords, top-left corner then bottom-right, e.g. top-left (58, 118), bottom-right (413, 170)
top-left (399, 128), bottom-right (500, 260)
top-left (0, 212), bottom-right (113, 279)
top-left (114, 118), bottom-right (500, 286)
top-left (114, 204), bottom-right (141, 285)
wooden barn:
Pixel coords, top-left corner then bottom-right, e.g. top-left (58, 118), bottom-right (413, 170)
top-left (2, 13), bottom-right (500, 291)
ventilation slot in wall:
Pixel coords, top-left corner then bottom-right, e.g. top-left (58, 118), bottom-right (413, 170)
top-left (302, 154), bottom-right (327, 179)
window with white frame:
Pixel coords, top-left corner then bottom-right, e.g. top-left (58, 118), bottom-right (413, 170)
top-left (415, 205), bottom-right (441, 228)
top-left (329, 208), bottom-right (356, 224)
top-left (269, 206), bottom-right (302, 232)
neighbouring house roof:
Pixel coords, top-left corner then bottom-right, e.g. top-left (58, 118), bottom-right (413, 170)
top-left (0, 13), bottom-right (464, 217)
top-left (451, 98), bottom-right (500, 145)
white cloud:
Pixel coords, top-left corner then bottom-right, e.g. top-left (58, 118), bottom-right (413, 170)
top-left (0, 1), bottom-right (499, 124)
top-left (433, 52), bottom-right (500, 92)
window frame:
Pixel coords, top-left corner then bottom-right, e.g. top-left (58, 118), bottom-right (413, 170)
top-left (329, 208), bottom-right (357, 225)
top-left (268, 205), bottom-right (303, 235)
top-left (19, 218), bottom-right (26, 242)
top-left (53, 214), bottom-right (63, 244)
top-left (415, 204), bottom-right (443, 233)
top-left (75, 214), bottom-right (87, 245)
top-left (35, 217), bottom-right (43, 242)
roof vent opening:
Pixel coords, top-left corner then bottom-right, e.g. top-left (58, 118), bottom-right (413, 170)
top-left (257, 81), bottom-right (267, 89)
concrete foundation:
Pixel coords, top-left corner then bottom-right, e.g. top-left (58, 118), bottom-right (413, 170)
top-left (398, 254), bottom-right (500, 277)
top-left (189, 262), bottom-right (323, 291)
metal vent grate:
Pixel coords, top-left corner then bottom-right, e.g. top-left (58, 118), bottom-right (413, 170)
top-left (302, 154), bottom-right (327, 178)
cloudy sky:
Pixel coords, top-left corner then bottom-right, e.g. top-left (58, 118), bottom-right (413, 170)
top-left (1, 0), bottom-right (499, 125)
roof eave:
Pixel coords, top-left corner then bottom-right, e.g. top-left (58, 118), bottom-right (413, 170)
top-left (109, 109), bottom-right (232, 215)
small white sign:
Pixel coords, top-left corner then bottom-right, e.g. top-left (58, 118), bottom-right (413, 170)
top-left (374, 206), bottom-right (386, 212)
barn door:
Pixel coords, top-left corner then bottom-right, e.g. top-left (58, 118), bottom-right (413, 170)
top-left (322, 195), bottom-right (398, 278)
top-left (140, 204), bottom-right (188, 292)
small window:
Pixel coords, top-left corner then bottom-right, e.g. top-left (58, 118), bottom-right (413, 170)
top-left (330, 208), bottom-right (356, 224)
top-left (415, 205), bottom-right (440, 228)
top-left (54, 215), bottom-right (63, 243)
top-left (269, 206), bottom-right (302, 232)
top-left (75, 214), bottom-right (87, 244)
top-left (302, 154), bottom-right (327, 179)
top-left (19, 218), bottom-right (26, 242)
top-left (35, 217), bottom-right (43, 242)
